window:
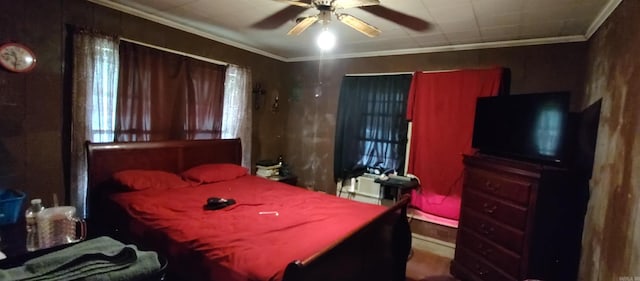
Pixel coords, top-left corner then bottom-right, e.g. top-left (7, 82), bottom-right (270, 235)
top-left (116, 41), bottom-right (226, 141)
top-left (70, 31), bottom-right (119, 218)
top-left (71, 36), bottom-right (252, 217)
top-left (333, 74), bottom-right (412, 181)
top-left (89, 46), bottom-right (118, 142)
top-left (222, 65), bottom-right (252, 168)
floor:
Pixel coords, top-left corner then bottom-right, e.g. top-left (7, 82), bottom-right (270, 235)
top-left (406, 247), bottom-right (459, 281)
top-left (409, 217), bottom-right (457, 245)
top-left (406, 215), bottom-right (460, 281)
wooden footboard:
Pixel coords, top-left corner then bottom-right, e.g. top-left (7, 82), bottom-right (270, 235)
top-left (283, 195), bottom-right (412, 281)
top-left (86, 139), bottom-right (412, 281)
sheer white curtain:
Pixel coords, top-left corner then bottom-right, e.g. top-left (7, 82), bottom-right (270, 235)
top-left (70, 31), bottom-right (119, 218)
top-left (222, 65), bottom-right (252, 168)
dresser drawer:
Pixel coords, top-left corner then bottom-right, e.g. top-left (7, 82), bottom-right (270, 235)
top-left (460, 208), bottom-right (525, 253)
top-left (457, 228), bottom-right (521, 277)
top-left (465, 168), bottom-right (533, 206)
top-left (453, 247), bottom-right (517, 281)
top-left (463, 189), bottom-right (528, 229)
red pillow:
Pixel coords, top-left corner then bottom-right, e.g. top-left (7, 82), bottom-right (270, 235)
top-left (181, 163), bottom-right (248, 184)
top-left (113, 170), bottom-right (191, 191)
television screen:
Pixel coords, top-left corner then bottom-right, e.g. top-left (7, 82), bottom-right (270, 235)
top-left (471, 92), bottom-right (570, 164)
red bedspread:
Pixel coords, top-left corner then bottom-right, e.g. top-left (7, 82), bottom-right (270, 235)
top-left (110, 175), bottom-right (386, 281)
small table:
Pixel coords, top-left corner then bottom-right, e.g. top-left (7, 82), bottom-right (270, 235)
top-left (374, 178), bottom-right (419, 203)
top-left (269, 174), bottom-right (298, 186)
top-left (0, 218), bottom-right (26, 259)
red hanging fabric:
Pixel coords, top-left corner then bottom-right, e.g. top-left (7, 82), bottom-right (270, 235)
top-left (116, 41), bottom-right (226, 142)
top-left (406, 68), bottom-right (503, 220)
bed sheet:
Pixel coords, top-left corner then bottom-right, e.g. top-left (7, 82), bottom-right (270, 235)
top-left (110, 175), bottom-right (386, 281)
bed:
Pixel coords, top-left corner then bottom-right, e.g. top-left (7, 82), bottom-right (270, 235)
top-left (85, 138), bottom-right (411, 281)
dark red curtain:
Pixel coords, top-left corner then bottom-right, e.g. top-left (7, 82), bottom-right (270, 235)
top-left (182, 59), bottom-right (226, 139)
top-left (116, 41), bottom-right (225, 141)
top-left (406, 68), bottom-right (503, 220)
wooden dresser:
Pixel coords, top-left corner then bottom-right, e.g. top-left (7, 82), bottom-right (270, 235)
top-left (450, 154), bottom-right (587, 281)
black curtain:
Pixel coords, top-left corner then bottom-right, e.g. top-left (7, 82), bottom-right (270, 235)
top-left (333, 74), bottom-right (412, 181)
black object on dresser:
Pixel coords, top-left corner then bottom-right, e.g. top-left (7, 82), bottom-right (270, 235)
top-left (450, 154), bottom-right (588, 281)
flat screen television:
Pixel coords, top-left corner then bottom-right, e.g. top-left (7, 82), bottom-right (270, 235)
top-left (471, 92), bottom-right (570, 164)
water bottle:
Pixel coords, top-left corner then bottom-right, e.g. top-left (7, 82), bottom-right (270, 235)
top-left (25, 198), bottom-right (45, 252)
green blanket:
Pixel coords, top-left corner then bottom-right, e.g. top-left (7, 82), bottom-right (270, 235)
top-left (0, 236), bottom-right (161, 281)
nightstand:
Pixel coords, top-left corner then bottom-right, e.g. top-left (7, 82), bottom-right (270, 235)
top-left (270, 175), bottom-right (298, 186)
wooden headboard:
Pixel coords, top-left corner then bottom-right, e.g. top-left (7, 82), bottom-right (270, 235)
top-left (85, 139), bottom-right (241, 213)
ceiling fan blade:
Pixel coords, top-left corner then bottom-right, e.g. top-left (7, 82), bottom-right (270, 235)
top-left (252, 5), bottom-right (310, 29)
top-left (287, 15), bottom-right (319, 36)
top-left (359, 5), bottom-right (430, 31)
top-left (334, 0), bottom-right (380, 9)
top-left (337, 13), bottom-right (381, 37)
top-left (272, 0), bottom-right (314, 8)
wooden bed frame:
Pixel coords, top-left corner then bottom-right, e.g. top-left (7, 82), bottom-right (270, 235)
top-left (85, 138), bottom-right (412, 281)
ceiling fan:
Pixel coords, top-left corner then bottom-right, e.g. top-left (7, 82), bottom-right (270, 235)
top-left (253, 0), bottom-right (430, 38)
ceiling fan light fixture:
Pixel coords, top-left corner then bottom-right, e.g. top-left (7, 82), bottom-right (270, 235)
top-left (288, 15), bottom-right (319, 36)
top-left (337, 13), bottom-right (380, 37)
top-left (316, 29), bottom-right (336, 51)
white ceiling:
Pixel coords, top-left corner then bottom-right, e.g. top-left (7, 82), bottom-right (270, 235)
top-left (89, 0), bottom-right (621, 62)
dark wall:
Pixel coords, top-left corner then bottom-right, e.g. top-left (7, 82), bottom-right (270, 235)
top-left (0, 0), bottom-right (288, 206)
top-left (579, 0), bottom-right (640, 279)
top-left (0, 0), bottom-right (64, 207)
top-left (283, 43), bottom-right (588, 193)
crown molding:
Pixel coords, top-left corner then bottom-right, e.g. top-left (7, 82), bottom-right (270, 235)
top-left (585, 0), bottom-right (622, 39)
top-left (87, 0), bottom-right (288, 62)
top-left (286, 35), bottom-right (587, 62)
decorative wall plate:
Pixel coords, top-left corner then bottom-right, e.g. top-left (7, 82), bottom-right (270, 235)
top-left (0, 42), bottom-right (37, 73)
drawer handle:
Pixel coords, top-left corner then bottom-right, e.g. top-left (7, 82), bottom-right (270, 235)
top-left (482, 202), bottom-right (497, 214)
top-left (484, 181), bottom-right (500, 191)
top-left (479, 223), bottom-right (495, 236)
top-left (477, 244), bottom-right (493, 256)
top-left (474, 263), bottom-right (489, 276)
